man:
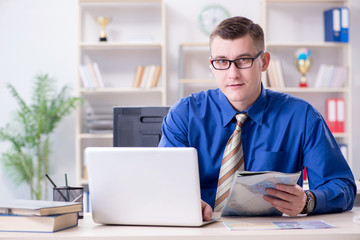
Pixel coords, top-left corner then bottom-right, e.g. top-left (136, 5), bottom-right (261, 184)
top-left (159, 16), bottom-right (356, 221)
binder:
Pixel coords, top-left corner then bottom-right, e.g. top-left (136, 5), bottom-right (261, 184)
top-left (326, 98), bottom-right (345, 133)
top-left (340, 7), bottom-right (349, 43)
top-left (324, 8), bottom-right (341, 42)
top-left (336, 98), bottom-right (345, 133)
top-left (326, 98), bottom-right (337, 132)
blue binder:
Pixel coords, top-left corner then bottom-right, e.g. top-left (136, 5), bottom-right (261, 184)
top-left (324, 8), bottom-right (341, 42)
top-left (340, 7), bottom-right (349, 43)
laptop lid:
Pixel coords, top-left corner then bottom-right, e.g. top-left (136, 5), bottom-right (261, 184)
top-left (85, 147), bottom-right (205, 226)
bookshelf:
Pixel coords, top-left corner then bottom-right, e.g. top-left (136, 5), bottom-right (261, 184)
top-left (178, 42), bottom-right (216, 98)
top-left (76, 0), bottom-right (166, 185)
top-left (260, 0), bottom-right (352, 167)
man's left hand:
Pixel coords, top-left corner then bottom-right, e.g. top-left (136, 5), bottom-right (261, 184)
top-left (263, 184), bottom-right (306, 216)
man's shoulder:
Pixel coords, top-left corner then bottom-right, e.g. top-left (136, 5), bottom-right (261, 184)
top-left (265, 88), bottom-right (310, 107)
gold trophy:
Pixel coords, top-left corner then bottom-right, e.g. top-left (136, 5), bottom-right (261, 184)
top-left (96, 16), bottom-right (112, 42)
top-left (295, 48), bottom-right (312, 88)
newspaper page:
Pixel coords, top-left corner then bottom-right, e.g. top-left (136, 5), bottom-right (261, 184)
top-left (222, 171), bottom-right (302, 216)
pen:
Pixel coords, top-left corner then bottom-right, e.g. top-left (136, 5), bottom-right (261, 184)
top-left (65, 173), bottom-right (70, 202)
top-left (45, 174), bottom-right (68, 201)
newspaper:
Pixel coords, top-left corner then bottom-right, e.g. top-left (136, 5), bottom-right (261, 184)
top-left (222, 171), bottom-right (301, 216)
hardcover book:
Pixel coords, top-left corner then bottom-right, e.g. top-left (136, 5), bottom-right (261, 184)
top-left (0, 199), bottom-right (81, 216)
top-left (0, 212), bottom-right (78, 232)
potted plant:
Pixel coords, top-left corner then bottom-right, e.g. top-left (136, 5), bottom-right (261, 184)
top-left (0, 74), bottom-right (81, 200)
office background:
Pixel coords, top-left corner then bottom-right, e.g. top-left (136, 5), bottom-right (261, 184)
top-left (0, 0), bottom-right (359, 200)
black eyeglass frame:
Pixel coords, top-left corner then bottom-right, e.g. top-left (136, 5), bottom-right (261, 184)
top-left (210, 50), bottom-right (264, 70)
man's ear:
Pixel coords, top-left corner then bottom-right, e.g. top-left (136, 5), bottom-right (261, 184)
top-left (261, 52), bottom-right (271, 72)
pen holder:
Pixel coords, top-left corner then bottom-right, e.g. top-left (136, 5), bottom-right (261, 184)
top-left (53, 186), bottom-right (84, 219)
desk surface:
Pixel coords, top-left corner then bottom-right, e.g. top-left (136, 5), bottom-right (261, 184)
top-left (1, 210), bottom-right (360, 240)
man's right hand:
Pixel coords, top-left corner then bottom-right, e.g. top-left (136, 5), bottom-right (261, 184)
top-left (201, 200), bottom-right (213, 221)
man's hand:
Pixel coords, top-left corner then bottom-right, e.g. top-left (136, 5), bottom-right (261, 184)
top-left (201, 200), bottom-right (213, 221)
top-left (263, 184), bottom-right (307, 216)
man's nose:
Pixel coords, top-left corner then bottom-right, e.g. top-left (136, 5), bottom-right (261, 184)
top-left (228, 62), bottom-right (241, 78)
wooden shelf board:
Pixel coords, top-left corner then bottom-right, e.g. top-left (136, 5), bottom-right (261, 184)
top-left (79, 87), bottom-right (163, 94)
top-left (265, 0), bottom-right (348, 4)
top-left (79, 133), bottom-right (113, 139)
top-left (80, 42), bottom-right (162, 49)
top-left (80, 0), bottom-right (161, 4)
top-left (266, 42), bottom-right (348, 48)
top-left (269, 87), bottom-right (347, 93)
top-left (179, 78), bottom-right (216, 84)
top-left (179, 42), bottom-right (208, 47)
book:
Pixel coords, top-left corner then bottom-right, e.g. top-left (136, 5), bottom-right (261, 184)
top-left (144, 65), bottom-right (156, 89)
top-left (221, 171), bottom-right (301, 216)
top-left (151, 65), bottom-right (162, 88)
top-left (92, 62), bottom-right (105, 88)
top-left (79, 65), bottom-right (95, 89)
top-left (0, 199), bottom-right (81, 216)
top-left (87, 63), bottom-right (100, 88)
top-left (0, 212), bottom-right (78, 232)
top-left (133, 65), bottom-right (145, 88)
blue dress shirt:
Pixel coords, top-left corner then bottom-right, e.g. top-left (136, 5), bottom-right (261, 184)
top-left (159, 87), bottom-right (356, 214)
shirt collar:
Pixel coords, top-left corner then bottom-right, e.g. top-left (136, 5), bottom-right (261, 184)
top-left (219, 85), bottom-right (267, 127)
top-left (246, 85), bottom-right (266, 126)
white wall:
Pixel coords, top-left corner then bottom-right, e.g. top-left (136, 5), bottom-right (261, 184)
top-left (0, 0), bottom-right (78, 200)
top-left (0, 0), bottom-right (358, 200)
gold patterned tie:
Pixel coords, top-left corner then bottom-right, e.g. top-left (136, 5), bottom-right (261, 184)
top-left (214, 113), bottom-right (248, 212)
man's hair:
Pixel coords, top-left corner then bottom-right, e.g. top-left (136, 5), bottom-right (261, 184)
top-left (209, 16), bottom-right (264, 52)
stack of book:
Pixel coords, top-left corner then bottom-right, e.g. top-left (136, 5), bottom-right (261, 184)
top-left (0, 199), bottom-right (82, 232)
top-left (133, 65), bottom-right (162, 89)
top-left (314, 65), bottom-right (347, 88)
top-left (79, 62), bottom-right (105, 89)
top-left (266, 59), bottom-right (285, 89)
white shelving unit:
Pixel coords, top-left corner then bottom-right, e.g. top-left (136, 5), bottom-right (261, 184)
top-left (178, 42), bottom-right (216, 98)
top-left (76, 0), bottom-right (166, 185)
top-left (260, 0), bottom-right (352, 167)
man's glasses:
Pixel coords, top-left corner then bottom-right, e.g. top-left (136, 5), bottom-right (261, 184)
top-left (210, 51), bottom-right (264, 70)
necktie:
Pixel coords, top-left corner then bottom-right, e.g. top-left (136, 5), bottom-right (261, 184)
top-left (214, 113), bottom-right (248, 212)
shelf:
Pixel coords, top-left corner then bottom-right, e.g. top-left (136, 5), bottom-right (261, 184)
top-left (79, 87), bottom-right (163, 94)
top-left (269, 87), bottom-right (347, 93)
top-left (266, 42), bottom-right (348, 48)
top-left (77, 0), bottom-right (166, 186)
top-left (80, 42), bottom-right (163, 49)
top-left (179, 79), bottom-right (215, 84)
top-left (179, 42), bottom-right (208, 47)
top-left (265, 0), bottom-right (348, 4)
top-left (79, 133), bottom-right (113, 139)
top-left (79, 0), bottom-right (162, 4)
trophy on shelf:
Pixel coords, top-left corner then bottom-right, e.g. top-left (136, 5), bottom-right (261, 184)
top-left (95, 16), bottom-right (112, 42)
top-left (294, 48), bottom-right (312, 88)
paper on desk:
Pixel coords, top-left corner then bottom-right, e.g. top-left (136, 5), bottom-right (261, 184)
top-left (222, 171), bottom-right (301, 216)
top-left (224, 220), bottom-right (335, 230)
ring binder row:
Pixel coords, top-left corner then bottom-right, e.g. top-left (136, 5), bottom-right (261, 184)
top-left (324, 7), bottom-right (349, 43)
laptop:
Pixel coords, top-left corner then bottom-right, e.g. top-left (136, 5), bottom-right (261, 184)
top-left (85, 147), bottom-right (216, 227)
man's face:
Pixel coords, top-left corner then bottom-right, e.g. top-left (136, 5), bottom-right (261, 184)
top-left (210, 34), bottom-right (268, 111)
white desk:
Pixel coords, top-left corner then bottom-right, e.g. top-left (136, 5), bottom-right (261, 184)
top-left (1, 211), bottom-right (360, 240)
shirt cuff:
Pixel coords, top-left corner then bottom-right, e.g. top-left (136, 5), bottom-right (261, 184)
top-left (309, 189), bottom-right (326, 214)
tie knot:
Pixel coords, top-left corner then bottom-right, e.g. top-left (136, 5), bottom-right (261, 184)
top-left (235, 113), bottom-right (248, 129)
